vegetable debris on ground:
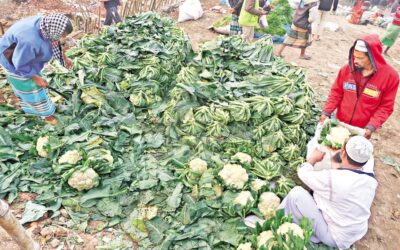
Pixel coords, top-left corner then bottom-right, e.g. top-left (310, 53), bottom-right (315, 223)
top-left (0, 12), bottom-right (322, 249)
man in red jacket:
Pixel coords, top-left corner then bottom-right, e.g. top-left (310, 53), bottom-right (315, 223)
top-left (320, 34), bottom-right (399, 139)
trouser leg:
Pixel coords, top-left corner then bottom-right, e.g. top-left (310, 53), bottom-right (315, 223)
top-left (279, 186), bottom-right (337, 248)
top-left (104, 8), bottom-right (113, 25)
top-left (110, 6), bottom-right (122, 24)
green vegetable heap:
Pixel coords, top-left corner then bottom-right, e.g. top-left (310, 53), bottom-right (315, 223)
top-left (0, 13), bottom-right (321, 249)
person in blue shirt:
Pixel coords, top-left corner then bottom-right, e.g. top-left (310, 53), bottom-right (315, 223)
top-left (0, 13), bottom-right (73, 125)
top-left (100, 0), bottom-right (122, 26)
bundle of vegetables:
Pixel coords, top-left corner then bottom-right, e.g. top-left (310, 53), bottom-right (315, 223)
top-left (0, 13), bottom-right (322, 249)
top-left (260, 0), bottom-right (293, 36)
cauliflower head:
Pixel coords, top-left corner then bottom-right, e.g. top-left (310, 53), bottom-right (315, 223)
top-left (218, 164), bottom-right (248, 189)
top-left (36, 136), bottom-right (49, 157)
top-left (257, 230), bottom-right (275, 249)
top-left (237, 242), bottom-right (253, 250)
top-left (58, 150), bottom-right (82, 165)
top-left (233, 152), bottom-right (252, 164)
top-left (68, 168), bottom-right (99, 191)
top-left (233, 191), bottom-right (254, 206)
top-left (277, 222), bottom-right (304, 239)
top-left (258, 192), bottom-right (280, 219)
top-left (251, 179), bottom-right (267, 191)
top-left (189, 158), bottom-right (208, 174)
top-left (326, 126), bottom-right (351, 146)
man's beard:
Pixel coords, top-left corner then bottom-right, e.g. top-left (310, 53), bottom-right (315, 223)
top-left (355, 65), bottom-right (364, 71)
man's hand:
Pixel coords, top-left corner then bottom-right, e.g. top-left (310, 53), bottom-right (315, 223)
top-left (364, 128), bottom-right (372, 139)
top-left (319, 114), bottom-right (328, 124)
top-left (32, 75), bottom-right (48, 88)
top-left (229, 8), bottom-right (235, 14)
top-left (307, 149), bottom-right (326, 166)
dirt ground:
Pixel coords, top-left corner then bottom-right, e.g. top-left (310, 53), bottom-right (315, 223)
top-left (1, 0), bottom-right (400, 249)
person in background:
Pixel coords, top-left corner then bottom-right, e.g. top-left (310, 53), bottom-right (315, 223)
top-left (382, 0), bottom-right (400, 56)
top-left (239, 0), bottom-right (267, 42)
top-left (280, 136), bottom-right (377, 249)
top-left (276, 0), bottom-right (318, 59)
top-left (0, 14), bottom-right (73, 125)
top-left (312, 0), bottom-right (339, 41)
top-left (100, 0), bottom-right (122, 26)
top-left (230, 0), bottom-right (268, 36)
top-left (320, 34), bottom-right (399, 139)
top-left (348, 0), bottom-right (370, 24)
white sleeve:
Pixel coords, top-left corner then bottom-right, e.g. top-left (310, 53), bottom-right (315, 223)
top-left (298, 163), bottom-right (332, 194)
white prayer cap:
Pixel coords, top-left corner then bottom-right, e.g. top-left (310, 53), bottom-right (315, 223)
top-left (355, 40), bottom-right (368, 53)
top-left (345, 136), bottom-right (373, 164)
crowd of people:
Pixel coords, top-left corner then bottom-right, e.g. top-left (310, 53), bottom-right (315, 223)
top-left (0, 0), bottom-right (399, 248)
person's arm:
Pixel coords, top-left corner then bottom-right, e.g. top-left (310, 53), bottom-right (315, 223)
top-left (321, 66), bottom-right (346, 120)
top-left (245, 0), bottom-right (265, 16)
top-left (366, 74), bottom-right (400, 132)
top-left (298, 149), bottom-right (331, 193)
top-left (10, 41), bottom-right (40, 78)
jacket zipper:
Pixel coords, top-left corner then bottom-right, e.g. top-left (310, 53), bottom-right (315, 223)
top-left (348, 74), bottom-right (374, 125)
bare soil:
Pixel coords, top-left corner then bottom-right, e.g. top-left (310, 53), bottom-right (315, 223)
top-left (1, 0), bottom-right (400, 249)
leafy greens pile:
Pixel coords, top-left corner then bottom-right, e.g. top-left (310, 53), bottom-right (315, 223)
top-left (0, 13), bottom-right (321, 249)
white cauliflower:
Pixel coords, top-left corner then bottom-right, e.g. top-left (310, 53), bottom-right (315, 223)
top-left (189, 158), bottom-right (208, 174)
top-left (233, 191), bottom-right (254, 206)
top-left (218, 164), bottom-right (248, 189)
top-left (277, 222), bottom-right (304, 239)
top-left (237, 242), bottom-right (253, 250)
top-left (58, 150), bottom-right (82, 165)
top-left (326, 126), bottom-right (351, 146)
top-left (251, 179), bottom-right (267, 191)
top-left (233, 152), bottom-right (252, 164)
top-left (68, 168), bottom-right (99, 191)
top-left (36, 136), bottom-right (49, 157)
top-left (257, 230), bottom-right (275, 249)
top-left (258, 192), bottom-right (280, 219)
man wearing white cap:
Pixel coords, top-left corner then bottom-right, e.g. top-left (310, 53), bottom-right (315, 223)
top-left (320, 34), bottom-right (399, 139)
top-left (280, 136), bottom-right (377, 249)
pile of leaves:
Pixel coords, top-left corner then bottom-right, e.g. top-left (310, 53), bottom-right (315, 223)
top-left (0, 13), bottom-right (322, 249)
top-left (261, 0), bottom-right (293, 36)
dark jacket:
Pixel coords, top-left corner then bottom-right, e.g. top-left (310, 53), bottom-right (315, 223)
top-left (293, 2), bottom-right (318, 30)
top-left (323, 34), bottom-right (399, 131)
top-left (318, 0), bottom-right (339, 11)
top-left (104, 0), bottom-right (120, 9)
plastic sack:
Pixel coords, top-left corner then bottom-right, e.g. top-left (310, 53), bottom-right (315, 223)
top-left (306, 119), bottom-right (374, 173)
top-left (178, 0), bottom-right (204, 23)
top-left (289, 0), bottom-right (301, 9)
top-left (259, 15), bottom-right (268, 28)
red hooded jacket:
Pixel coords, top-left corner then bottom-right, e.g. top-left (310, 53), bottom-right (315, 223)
top-left (323, 34), bottom-right (399, 131)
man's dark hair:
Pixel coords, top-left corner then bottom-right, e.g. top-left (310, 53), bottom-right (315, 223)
top-left (64, 19), bottom-right (73, 34)
top-left (346, 152), bottom-right (367, 167)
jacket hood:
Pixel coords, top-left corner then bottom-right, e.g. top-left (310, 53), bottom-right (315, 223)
top-left (348, 34), bottom-right (387, 72)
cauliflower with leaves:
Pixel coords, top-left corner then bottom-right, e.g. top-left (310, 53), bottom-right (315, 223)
top-left (58, 150), bottom-right (82, 165)
top-left (326, 126), bottom-right (351, 148)
top-left (277, 222), bottom-right (304, 239)
top-left (233, 152), bottom-right (252, 164)
top-left (189, 158), bottom-right (208, 174)
top-left (68, 168), bottom-right (99, 191)
top-left (36, 136), bottom-right (49, 157)
top-left (233, 191), bottom-right (254, 206)
top-left (251, 179), bottom-right (267, 191)
top-left (218, 164), bottom-right (248, 189)
top-left (258, 192), bottom-right (280, 219)
top-left (257, 230), bottom-right (276, 249)
top-left (237, 242), bottom-right (253, 250)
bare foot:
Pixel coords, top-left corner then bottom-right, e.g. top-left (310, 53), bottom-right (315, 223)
top-left (44, 116), bottom-right (57, 126)
top-left (299, 55), bottom-right (311, 60)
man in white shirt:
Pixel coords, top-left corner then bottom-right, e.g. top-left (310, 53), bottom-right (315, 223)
top-left (279, 136), bottom-right (378, 249)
